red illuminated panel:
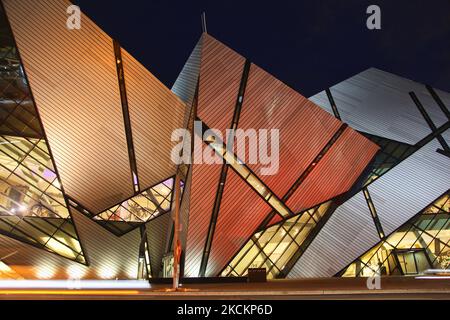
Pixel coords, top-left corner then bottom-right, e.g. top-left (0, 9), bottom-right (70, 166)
top-left (206, 170), bottom-right (272, 277)
top-left (286, 127), bottom-right (379, 212)
top-left (267, 213), bottom-right (283, 227)
top-left (237, 64), bottom-right (342, 199)
top-left (197, 34), bottom-right (245, 131)
top-left (183, 146), bottom-right (223, 277)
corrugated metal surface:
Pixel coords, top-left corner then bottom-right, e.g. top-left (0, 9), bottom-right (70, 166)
top-left (287, 71), bottom-right (450, 279)
top-left (206, 169), bottom-right (272, 276)
top-left (171, 37), bottom-right (203, 107)
top-left (0, 207), bottom-right (140, 279)
top-left (121, 49), bottom-right (186, 191)
top-left (184, 146), bottom-right (223, 277)
top-left (309, 68), bottom-right (450, 144)
top-left (286, 127), bottom-right (379, 212)
top-left (146, 212), bottom-right (172, 277)
top-left (197, 34), bottom-right (245, 131)
top-left (369, 139), bottom-right (450, 235)
top-left (238, 63), bottom-right (342, 199)
top-left (267, 214), bottom-right (283, 227)
top-left (3, 0), bottom-right (134, 213)
top-left (287, 192), bottom-right (380, 278)
top-left (287, 137), bottom-right (450, 279)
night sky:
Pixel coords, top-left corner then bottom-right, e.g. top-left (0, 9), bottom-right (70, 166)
top-left (74, 0), bottom-right (450, 97)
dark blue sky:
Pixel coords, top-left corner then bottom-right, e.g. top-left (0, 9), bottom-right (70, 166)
top-left (74, 0), bottom-right (450, 97)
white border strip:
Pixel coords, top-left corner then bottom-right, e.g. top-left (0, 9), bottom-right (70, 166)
top-left (0, 280), bottom-right (151, 289)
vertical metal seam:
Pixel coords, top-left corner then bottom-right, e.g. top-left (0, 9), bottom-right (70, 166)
top-left (178, 82), bottom-right (198, 277)
top-left (325, 88), bottom-right (341, 120)
top-left (138, 224), bottom-right (152, 278)
top-left (425, 85), bottom-right (450, 121)
top-left (198, 59), bottom-right (251, 277)
top-left (362, 187), bottom-right (385, 239)
top-left (414, 121), bottom-right (449, 147)
top-left (113, 40), bottom-right (140, 193)
top-left (409, 91), bottom-right (450, 152)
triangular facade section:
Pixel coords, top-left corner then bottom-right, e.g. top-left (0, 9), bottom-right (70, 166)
top-left (0, 4), bottom-right (86, 264)
top-left (145, 212), bottom-right (173, 277)
top-left (174, 33), bottom-right (379, 277)
top-left (92, 177), bottom-right (174, 236)
top-left (172, 36), bottom-right (203, 108)
top-left (173, 33), bottom-right (245, 132)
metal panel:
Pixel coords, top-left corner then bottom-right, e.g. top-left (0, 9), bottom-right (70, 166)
top-left (3, 0), bottom-right (134, 213)
top-left (286, 127), bottom-right (379, 212)
top-left (309, 68), bottom-right (450, 145)
top-left (145, 212), bottom-right (172, 277)
top-left (0, 207), bottom-right (140, 279)
top-left (287, 192), bottom-right (380, 278)
top-left (238, 63), bottom-right (342, 198)
top-left (197, 34), bottom-right (245, 131)
top-left (206, 169), bottom-right (272, 276)
top-left (287, 138), bottom-right (450, 279)
top-left (369, 139), bottom-right (450, 235)
top-left (183, 148), bottom-right (223, 277)
top-left (121, 49), bottom-right (186, 191)
top-left (171, 37), bottom-right (203, 107)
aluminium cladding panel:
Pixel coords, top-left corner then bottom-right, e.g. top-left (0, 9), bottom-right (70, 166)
top-left (267, 214), bottom-right (283, 227)
top-left (237, 64), bottom-right (343, 199)
top-left (286, 127), bottom-right (379, 213)
top-left (368, 139), bottom-right (450, 235)
top-left (309, 68), bottom-right (450, 145)
top-left (171, 37), bottom-right (203, 107)
top-left (0, 207), bottom-right (140, 279)
top-left (287, 138), bottom-right (450, 279)
top-left (121, 49), bottom-right (186, 191)
top-left (287, 192), bottom-right (380, 278)
top-left (197, 34), bottom-right (245, 131)
top-left (3, 0), bottom-right (134, 213)
top-left (206, 170), bottom-right (272, 277)
top-left (184, 146), bottom-right (223, 277)
top-left (146, 213), bottom-right (172, 277)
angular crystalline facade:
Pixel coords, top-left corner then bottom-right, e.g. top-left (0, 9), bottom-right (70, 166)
top-left (287, 68), bottom-right (450, 278)
top-left (172, 34), bottom-right (379, 277)
top-left (0, 0), bottom-right (185, 279)
top-left (0, 0), bottom-right (448, 281)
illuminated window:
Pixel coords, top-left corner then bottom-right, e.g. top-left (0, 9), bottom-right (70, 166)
top-left (340, 192), bottom-right (450, 277)
top-left (91, 178), bottom-right (178, 235)
top-left (0, 6), bottom-right (85, 264)
top-left (222, 201), bottom-right (332, 278)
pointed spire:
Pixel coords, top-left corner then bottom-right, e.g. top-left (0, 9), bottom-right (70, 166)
top-left (201, 12), bottom-right (208, 33)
